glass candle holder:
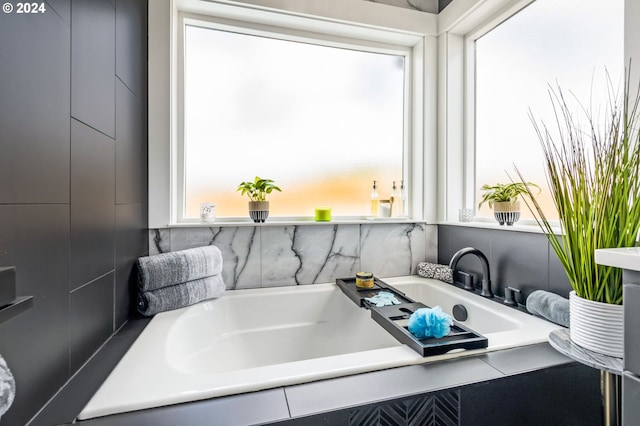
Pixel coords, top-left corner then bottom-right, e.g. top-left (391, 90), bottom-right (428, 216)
top-left (200, 203), bottom-right (216, 222)
top-left (458, 208), bottom-right (473, 222)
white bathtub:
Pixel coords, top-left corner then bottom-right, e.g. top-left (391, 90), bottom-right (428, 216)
top-left (78, 276), bottom-right (561, 420)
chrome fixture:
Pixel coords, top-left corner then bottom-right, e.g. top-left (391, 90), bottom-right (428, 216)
top-left (448, 247), bottom-right (493, 298)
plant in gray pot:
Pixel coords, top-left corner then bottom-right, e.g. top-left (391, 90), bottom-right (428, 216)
top-left (478, 182), bottom-right (539, 225)
top-left (236, 176), bottom-right (282, 223)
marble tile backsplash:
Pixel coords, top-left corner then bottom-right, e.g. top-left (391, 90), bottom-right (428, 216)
top-left (149, 223), bottom-right (437, 290)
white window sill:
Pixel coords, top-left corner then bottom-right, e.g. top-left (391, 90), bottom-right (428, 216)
top-left (437, 220), bottom-right (562, 235)
top-left (161, 218), bottom-right (427, 228)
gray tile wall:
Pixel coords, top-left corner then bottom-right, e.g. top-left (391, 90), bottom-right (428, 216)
top-left (149, 223), bottom-right (437, 289)
top-left (0, 1), bottom-right (148, 424)
top-left (437, 225), bottom-right (572, 303)
top-left (624, 371), bottom-right (640, 425)
top-left (624, 270), bottom-right (640, 424)
top-left (624, 276), bottom-right (640, 374)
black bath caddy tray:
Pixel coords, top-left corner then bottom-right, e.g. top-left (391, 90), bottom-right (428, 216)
top-left (335, 277), bottom-right (413, 307)
top-left (336, 277), bottom-right (488, 357)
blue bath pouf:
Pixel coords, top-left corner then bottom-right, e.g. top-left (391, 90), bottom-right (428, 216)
top-left (407, 306), bottom-right (453, 339)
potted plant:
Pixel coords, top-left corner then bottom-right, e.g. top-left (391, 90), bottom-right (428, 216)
top-left (518, 70), bottom-right (640, 358)
top-left (236, 176), bottom-right (282, 223)
top-left (478, 182), bottom-right (539, 226)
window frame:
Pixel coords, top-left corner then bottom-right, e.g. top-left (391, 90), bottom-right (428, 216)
top-left (176, 14), bottom-right (413, 223)
top-left (464, 2), bottom-right (543, 225)
top-left (438, 0), bottom-right (541, 224)
top-left (456, 0), bottom-right (623, 226)
top-left (148, 0), bottom-right (438, 229)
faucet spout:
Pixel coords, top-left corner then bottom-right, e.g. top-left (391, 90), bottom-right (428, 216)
top-left (448, 247), bottom-right (493, 298)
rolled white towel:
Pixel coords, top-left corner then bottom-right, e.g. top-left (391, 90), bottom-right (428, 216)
top-left (526, 290), bottom-right (569, 327)
top-left (0, 354), bottom-right (15, 420)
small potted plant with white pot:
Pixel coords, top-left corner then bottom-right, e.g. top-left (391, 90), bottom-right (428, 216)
top-left (236, 176), bottom-right (282, 223)
top-left (478, 182), bottom-right (539, 226)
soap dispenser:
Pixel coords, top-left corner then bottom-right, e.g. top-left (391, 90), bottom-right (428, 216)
top-left (390, 181), bottom-right (399, 217)
top-left (370, 181), bottom-right (379, 218)
top-left (391, 180), bottom-right (404, 217)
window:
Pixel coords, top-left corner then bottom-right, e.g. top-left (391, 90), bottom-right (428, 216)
top-left (473, 0), bottom-right (623, 220)
top-left (180, 21), bottom-right (409, 221)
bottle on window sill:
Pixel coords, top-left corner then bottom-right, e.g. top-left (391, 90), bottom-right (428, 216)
top-left (391, 180), bottom-right (404, 217)
top-left (370, 180), bottom-right (380, 218)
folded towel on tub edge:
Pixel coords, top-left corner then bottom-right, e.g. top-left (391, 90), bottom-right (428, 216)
top-left (137, 245), bottom-right (223, 292)
top-left (137, 274), bottom-right (226, 316)
top-left (526, 290), bottom-right (569, 327)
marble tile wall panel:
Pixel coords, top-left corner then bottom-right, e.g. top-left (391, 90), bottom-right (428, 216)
top-left (360, 223), bottom-right (426, 277)
top-left (308, 225), bottom-right (361, 284)
top-left (148, 223), bottom-right (434, 289)
top-left (209, 227), bottom-right (261, 290)
top-left (169, 226), bottom-right (218, 251)
top-left (165, 227), bottom-right (261, 290)
top-left (148, 228), bottom-right (170, 255)
top-left (261, 225), bottom-right (360, 287)
top-left (424, 224), bottom-right (438, 263)
top-left (260, 226), bottom-right (300, 287)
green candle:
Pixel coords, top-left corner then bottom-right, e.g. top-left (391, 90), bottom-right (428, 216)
top-left (314, 207), bottom-right (331, 222)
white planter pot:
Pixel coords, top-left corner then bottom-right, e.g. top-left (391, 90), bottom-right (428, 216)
top-left (569, 291), bottom-right (624, 358)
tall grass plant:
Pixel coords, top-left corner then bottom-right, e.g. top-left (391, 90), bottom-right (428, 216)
top-left (518, 70), bottom-right (640, 304)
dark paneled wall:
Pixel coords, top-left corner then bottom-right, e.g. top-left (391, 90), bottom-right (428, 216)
top-left (0, 1), bottom-right (148, 424)
top-left (273, 364), bottom-right (600, 426)
top-left (438, 0), bottom-right (453, 12)
top-left (438, 225), bottom-right (571, 304)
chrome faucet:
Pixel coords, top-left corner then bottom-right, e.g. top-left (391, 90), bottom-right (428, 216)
top-left (448, 247), bottom-right (493, 298)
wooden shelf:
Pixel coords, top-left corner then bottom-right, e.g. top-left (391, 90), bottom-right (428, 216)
top-left (0, 296), bottom-right (34, 324)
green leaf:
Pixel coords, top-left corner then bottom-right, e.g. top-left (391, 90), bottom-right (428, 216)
top-left (478, 182), bottom-right (540, 209)
top-left (236, 176), bottom-right (282, 202)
